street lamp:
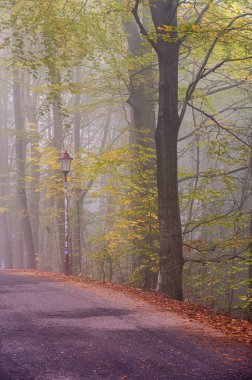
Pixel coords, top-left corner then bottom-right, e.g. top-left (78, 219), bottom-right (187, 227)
top-left (59, 150), bottom-right (73, 275)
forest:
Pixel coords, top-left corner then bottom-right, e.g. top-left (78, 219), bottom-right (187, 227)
top-left (0, 0), bottom-right (251, 319)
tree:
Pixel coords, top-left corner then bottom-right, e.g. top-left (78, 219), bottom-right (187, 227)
top-left (0, 96), bottom-right (12, 268)
top-left (25, 74), bottom-right (40, 257)
top-left (132, 0), bottom-right (184, 299)
top-left (131, 0), bottom-right (252, 300)
top-left (13, 67), bottom-right (36, 268)
top-left (124, 16), bottom-right (156, 146)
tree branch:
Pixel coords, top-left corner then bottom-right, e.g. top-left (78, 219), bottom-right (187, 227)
top-left (131, 0), bottom-right (158, 52)
top-left (178, 166), bottom-right (248, 183)
top-left (182, 202), bottom-right (239, 235)
top-left (206, 80), bottom-right (246, 95)
top-left (201, 56), bottom-right (252, 79)
top-left (179, 13), bottom-right (252, 125)
top-left (188, 103), bottom-right (251, 147)
top-left (183, 245), bottom-right (250, 263)
top-left (180, 0), bottom-right (215, 44)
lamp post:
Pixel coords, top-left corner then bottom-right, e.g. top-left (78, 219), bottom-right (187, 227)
top-left (59, 151), bottom-right (73, 275)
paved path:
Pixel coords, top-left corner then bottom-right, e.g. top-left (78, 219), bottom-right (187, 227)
top-left (0, 270), bottom-right (251, 379)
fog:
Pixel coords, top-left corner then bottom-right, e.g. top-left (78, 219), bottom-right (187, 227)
top-left (0, 0), bottom-right (251, 318)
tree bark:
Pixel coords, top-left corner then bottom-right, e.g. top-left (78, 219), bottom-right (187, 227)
top-left (132, 0), bottom-right (184, 299)
top-left (248, 135), bottom-right (252, 320)
top-left (152, 1), bottom-right (183, 300)
top-left (25, 74), bottom-right (40, 257)
top-left (0, 98), bottom-right (12, 268)
top-left (71, 66), bottom-right (82, 274)
top-left (50, 68), bottom-right (65, 273)
top-left (124, 17), bottom-right (156, 146)
top-left (13, 68), bottom-right (36, 268)
top-left (124, 17), bottom-right (158, 288)
top-left (53, 97), bottom-right (65, 272)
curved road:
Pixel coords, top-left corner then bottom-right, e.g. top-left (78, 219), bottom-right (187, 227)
top-left (0, 270), bottom-right (251, 380)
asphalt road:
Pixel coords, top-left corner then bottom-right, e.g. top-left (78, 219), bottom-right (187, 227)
top-left (0, 270), bottom-right (251, 380)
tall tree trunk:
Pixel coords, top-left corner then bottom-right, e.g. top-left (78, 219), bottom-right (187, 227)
top-left (13, 68), bottom-right (36, 268)
top-left (249, 212), bottom-right (252, 320)
top-left (53, 99), bottom-right (65, 273)
top-left (124, 18), bottom-right (156, 146)
top-left (152, 1), bottom-right (183, 300)
top-left (248, 134), bottom-right (252, 320)
top-left (50, 69), bottom-right (65, 273)
top-left (71, 66), bottom-right (82, 274)
top-left (74, 66), bottom-right (81, 154)
top-left (25, 74), bottom-right (40, 257)
top-left (133, 0), bottom-right (184, 299)
top-left (124, 17), bottom-right (158, 288)
top-left (0, 98), bottom-right (12, 268)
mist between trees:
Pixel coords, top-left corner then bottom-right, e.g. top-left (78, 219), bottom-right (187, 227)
top-left (0, 0), bottom-right (251, 319)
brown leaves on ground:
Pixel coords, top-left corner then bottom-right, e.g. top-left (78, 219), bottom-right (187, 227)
top-left (8, 269), bottom-right (252, 345)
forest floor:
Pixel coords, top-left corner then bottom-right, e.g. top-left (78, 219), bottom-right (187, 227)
top-left (0, 269), bottom-right (251, 380)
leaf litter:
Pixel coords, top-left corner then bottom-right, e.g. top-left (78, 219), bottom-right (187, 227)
top-left (7, 269), bottom-right (252, 345)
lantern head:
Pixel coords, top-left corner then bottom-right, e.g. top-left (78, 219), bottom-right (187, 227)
top-left (59, 151), bottom-right (73, 174)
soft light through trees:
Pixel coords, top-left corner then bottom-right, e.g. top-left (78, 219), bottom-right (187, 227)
top-left (0, 0), bottom-right (251, 318)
